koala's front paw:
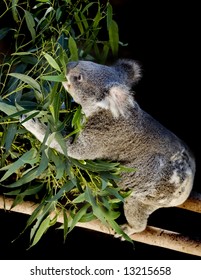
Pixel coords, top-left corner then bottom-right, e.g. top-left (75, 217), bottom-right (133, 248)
top-left (20, 114), bottom-right (27, 123)
top-left (20, 115), bottom-right (47, 143)
top-left (20, 115), bottom-right (39, 130)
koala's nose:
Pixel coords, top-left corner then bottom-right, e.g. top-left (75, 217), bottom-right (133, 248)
top-left (67, 61), bottom-right (78, 72)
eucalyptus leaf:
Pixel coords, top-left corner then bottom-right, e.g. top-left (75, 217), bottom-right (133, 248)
top-left (30, 216), bottom-right (51, 248)
top-left (93, 9), bottom-right (102, 28)
top-left (11, 0), bottom-right (19, 23)
top-left (43, 53), bottom-right (61, 72)
top-left (0, 101), bottom-right (18, 116)
top-left (108, 20), bottom-right (119, 57)
top-left (71, 158), bottom-right (120, 172)
top-left (24, 203), bottom-right (47, 233)
top-left (68, 36), bottom-right (78, 61)
top-left (105, 188), bottom-right (125, 203)
top-left (74, 13), bottom-right (84, 35)
top-left (48, 150), bottom-right (66, 179)
top-left (24, 10), bottom-right (36, 42)
top-left (41, 75), bottom-right (66, 82)
top-left (30, 201), bottom-right (55, 241)
top-left (63, 209), bottom-right (68, 242)
top-left (5, 184), bottom-right (44, 196)
top-left (68, 204), bottom-right (90, 233)
top-left (3, 164), bottom-right (47, 188)
top-left (85, 187), bottom-right (108, 227)
top-left (0, 148), bottom-right (38, 182)
top-left (8, 73), bottom-right (41, 93)
top-left (79, 211), bottom-right (95, 223)
top-left (11, 52), bottom-right (36, 56)
top-left (107, 3), bottom-right (113, 30)
top-left (108, 219), bottom-right (133, 243)
top-left (4, 123), bottom-right (18, 151)
top-left (71, 105), bottom-right (83, 129)
top-left (72, 192), bottom-right (85, 203)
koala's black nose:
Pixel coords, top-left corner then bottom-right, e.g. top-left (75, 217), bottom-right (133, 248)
top-left (67, 61), bottom-right (78, 72)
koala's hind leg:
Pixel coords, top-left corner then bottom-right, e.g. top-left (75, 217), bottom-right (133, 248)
top-left (121, 196), bottom-right (159, 237)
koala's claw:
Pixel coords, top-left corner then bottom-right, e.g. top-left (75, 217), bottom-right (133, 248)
top-left (20, 114), bottom-right (37, 123)
top-left (20, 114), bottom-right (27, 123)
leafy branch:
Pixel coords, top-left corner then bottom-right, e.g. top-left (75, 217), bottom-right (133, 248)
top-left (0, 0), bottom-right (132, 246)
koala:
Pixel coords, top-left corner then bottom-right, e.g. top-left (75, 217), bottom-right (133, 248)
top-left (22, 59), bottom-right (196, 237)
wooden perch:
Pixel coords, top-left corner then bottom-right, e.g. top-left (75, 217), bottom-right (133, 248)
top-left (0, 191), bottom-right (201, 257)
top-left (177, 191), bottom-right (201, 213)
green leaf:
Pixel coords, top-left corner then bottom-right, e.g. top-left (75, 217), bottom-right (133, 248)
top-left (63, 209), bottom-right (68, 242)
top-left (49, 83), bottom-right (61, 124)
top-left (8, 73), bottom-right (41, 93)
top-left (0, 148), bottom-right (38, 182)
top-left (11, 52), bottom-right (36, 56)
top-left (43, 53), bottom-right (61, 72)
top-left (11, 0), bottom-right (19, 23)
top-left (3, 163), bottom-right (48, 188)
top-left (36, 150), bottom-right (49, 176)
top-left (80, 13), bottom-right (89, 38)
top-left (119, 165), bottom-right (136, 173)
top-left (74, 13), bottom-right (84, 35)
top-left (93, 8), bottom-right (102, 28)
top-left (100, 178), bottom-right (108, 190)
top-left (36, 6), bottom-right (54, 29)
top-left (48, 150), bottom-right (65, 179)
top-left (107, 3), bottom-right (113, 30)
top-left (41, 74), bottom-right (66, 82)
top-left (108, 20), bottom-right (119, 57)
top-left (0, 101), bottom-right (18, 116)
top-left (22, 203), bottom-right (44, 233)
top-left (30, 216), bottom-right (51, 247)
top-left (85, 187), bottom-right (108, 227)
top-left (5, 184), bottom-right (44, 196)
top-left (72, 192), bottom-right (85, 203)
top-left (82, 2), bottom-right (94, 13)
top-left (29, 201), bottom-right (55, 241)
top-left (79, 211), bottom-right (95, 223)
top-left (71, 105), bottom-right (83, 129)
top-left (108, 219), bottom-right (133, 243)
top-left (24, 10), bottom-right (36, 42)
top-left (106, 188), bottom-right (125, 203)
top-left (20, 111), bottom-right (40, 124)
top-left (71, 159), bottom-right (120, 172)
top-left (100, 43), bottom-right (109, 63)
top-left (68, 204), bottom-right (90, 233)
top-left (68, 36), bottom-right (78, 61)
top-left (4, 123), bottom-right (18, 151)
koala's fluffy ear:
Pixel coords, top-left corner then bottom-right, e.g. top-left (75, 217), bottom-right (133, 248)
top-left (113, 59), bottom-right (142, 86)
top-left (97, 84), bottom-right (135, 118)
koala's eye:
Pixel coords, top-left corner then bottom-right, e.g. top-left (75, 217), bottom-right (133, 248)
top-left (73, 74), bottom-right (83, 82)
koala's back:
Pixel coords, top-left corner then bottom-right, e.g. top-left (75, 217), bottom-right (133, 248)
top-left (73, 104), bottom-right (195, 207)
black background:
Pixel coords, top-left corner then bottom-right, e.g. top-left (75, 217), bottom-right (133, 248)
top-left (0, 0), bottom-right (200, 260)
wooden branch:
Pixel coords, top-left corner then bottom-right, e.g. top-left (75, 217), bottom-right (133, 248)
top-left (0, 193), bottom-right (201, 257)
top-left (178, 191), bottom-right (201, 213)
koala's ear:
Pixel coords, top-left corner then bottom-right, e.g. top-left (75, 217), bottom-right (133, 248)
top-left (113, 59), bottom-right (142, 86)
top-left (97, 84), bottom-right (135, 118)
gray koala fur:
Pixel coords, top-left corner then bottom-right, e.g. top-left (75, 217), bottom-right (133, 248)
top-left (22, 59), bottom-right (196, 237)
